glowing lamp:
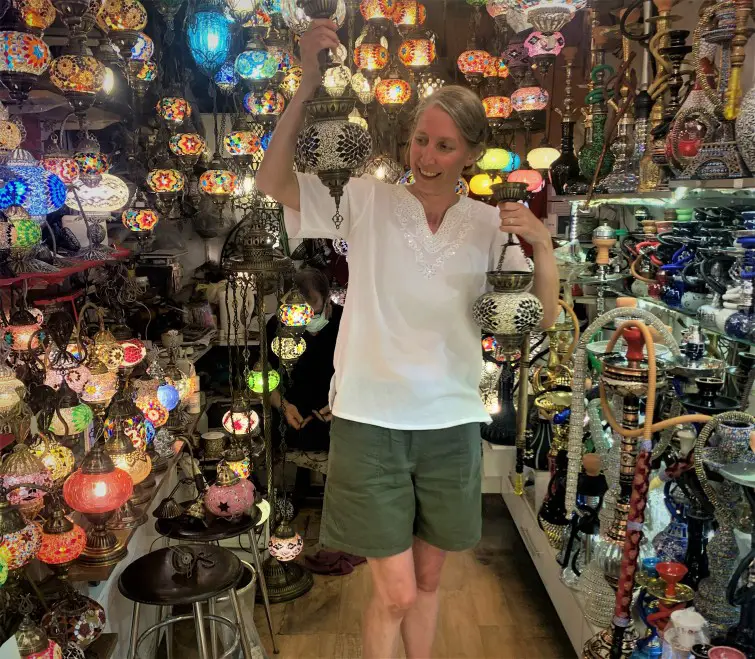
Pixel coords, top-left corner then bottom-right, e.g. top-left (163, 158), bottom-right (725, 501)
top-left (487, 0), bottom-right (508, 18)
top-left (393, 0), bottom-right (426, 29)
top-left (65, 173), bottom-right (130, 213)
top-left (130, 31), bottom-right (154, 61)
top-left (375, 77), bottom-right (412, 110)
top-left (271, 335), bottom-right (306, 362)
top-left (4, 310), bottom-right (41, 352)
top-left (360, 0), bottom-right (396, 25)
top-left (74, 150), bottom-right (109, 186)
top-left (120, 339), bottom-right (147, 367)
top-left (0, 31), bottom-right (50, 102)
top-left (0, 508), bottom-right (41, 571)
top-left (278, 289), bottom-right (313, 327)
top-left (5, 149), bottom-right (67, 215)
top-left (457, 50), bottom-right (491, 77)
top-left (280, 0), bottom-right (345, 34)
top-left (214, 59), bottom-right (239, 93)
top-left (204, 463), bottom-right (255, 519)
top-left (398, 37), bottom-right (436, 69)
top-left (62, 442), bottom-right (133, 565)
top-left (199, 168), bottom-right (237, 196)
top-left (527, 145), bottom-right (561, 170)
top-left (469, 174), bottom-right (502, 197)
top-left (482, 96), bottom-right (513, 120)
top-left (29, 436), bottom-right (74, 483)
top-left (108, 444), bottom-right (151, 486)
top-left (502, 152), bottom-right (521, 172)
top-left (146, 168), bottom-right (185, 193)
top-left (157, 383), bottom-right (180, 410)
top-left (122, 208), bottom-right (159, 232)
top-left (360, 154), bottom-right (404, 183)
top-left (524, 31), bottom-right (565, 58)
top-left (247, 364), bottom-right (280, 393)
top-left (134, 60), bottom-right (156, 82)
top-left (323, 65), bottom-right (352, 97)
top-left (267, 45), bottom-right (292, 75)
top-left (222, 408), bottom-right (260, 435)
top-left (243, 89), bottom-right (285, 117)
top-left (511, 85), bottom-right (549, 111)
top-left (477, 148), bottom-right (512, 172)
top-left (348, 108), bottom-right (369, 130)
top-left (38, 509), bottom-right (86, 566)
top-left (10, 214), bottom-right (42, 247)
top-left (156, 96), bottom-right (192, 125)
top-left (268, 524), bottom-right (304, 561)
top-left (81, 359), bottom-right (118, 403)
top-left (224, 130), bottom-right (262, 157)
top-left (49, 402), bottom-right (93, 436)
top-left (235, 46), bottom-right (277, 84)
top-left (354, 42), bottom-right (389, 75)
top-left (508, 168), bottom-right (544, 192)
top-left (280, 65), bottom-right (302, 99)
top-left (103, 67), bottom-right (115, 93)
top-left (51, 57), bottom-right (102, 98)
top-left (187, 4), bottom-right (233, 76)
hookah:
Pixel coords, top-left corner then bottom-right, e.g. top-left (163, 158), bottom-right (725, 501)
top-left (472, 181), bottom-right (544, 495)
top-left (577, 220), bottom-right (625, 317)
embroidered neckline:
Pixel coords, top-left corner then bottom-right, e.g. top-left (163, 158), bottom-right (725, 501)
top-left (394, 185), bottom-right (473, 278)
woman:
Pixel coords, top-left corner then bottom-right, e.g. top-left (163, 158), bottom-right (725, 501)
top-left (257, 20), bottom-right (559, 659)
top-left (268, 266), bottom-right (342, 449)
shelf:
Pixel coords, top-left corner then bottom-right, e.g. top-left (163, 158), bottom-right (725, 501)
top-left (67, 440), bottom-right (185, 584)
top-left (668, 177), bottom-right (755, 190)
top-left (557, 191), bottom-right (674, 207)
top-left (502, 471), bottom-right (600, 655)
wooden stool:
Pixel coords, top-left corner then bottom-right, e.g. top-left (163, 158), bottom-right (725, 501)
top-left (118, 544), bottom-right (252, 659)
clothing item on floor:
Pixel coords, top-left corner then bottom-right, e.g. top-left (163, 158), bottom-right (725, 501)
top-left (304, 549), bottom-right (366, 576)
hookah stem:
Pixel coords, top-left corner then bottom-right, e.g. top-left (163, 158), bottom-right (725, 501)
top-left (514, 333), bottom-right (531, 495)
top-left (605, 320), bottom-right (656, 657)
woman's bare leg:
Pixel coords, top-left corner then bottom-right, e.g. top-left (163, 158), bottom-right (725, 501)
top-left (401, 537), bottom-right (447, 659)
top-left (363, 548), bottom-right (417, 659)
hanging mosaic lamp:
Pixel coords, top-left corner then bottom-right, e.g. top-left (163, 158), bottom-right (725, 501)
top-left (417, 70), bottom-right (444, 98)
top-left (130, 31), bottom-right (153, 61)
top-left (457, 48), bottom-right (491, 89)
top-left (29, 435), bottom-right (74, 483)
top-left (502, 151), bottom-right (521, 172)
top-left (214, 59), bottom-right (239, 94)
top-left (469, 172), bottom-right (502, 197)
top-left (350, 72), bottom-right (375, 104)
top-left (199, 156), bottom-right (238, 202)
top-left (486, 0), bottom-right (509, 29)
top-left (524, 30), bottom-right (564, 73)
top-left (50, 0), bottom-right (98, 36)
top-left (278, 289), bottom-right (314, 328)
top-left (49, 382), bottom-right (94, 437)
top-left (41, 136), bottom-right (80, 186)
top-left (146, 167), bottom-right (185, 194)
top-left (224, 118), bottom-right (263, 159)
top-left (0, 488), bottom-right (42, 572)
top-left (187, 0), bottom-right (233, 77)
top-left (375, 67), bottom-right (412, 119)
top-left (280, 0), bottom-right (345, 34)
top-left (73, 133), bottom-right (109, 187)
top-left (128, 58), bottom-right (157, 97)
top-left (527, 141), bottom-right (561, 171)
top-left (359, 0), bottom-right (396, 28)
top-left (511, 73), bottom-right (549, 130)
top-left (242, 88), bottom-right (285, 122)
top-left (156, 96), bottom-right (192, 127)
top-left (122, 207), bottom-right (159, 233)
top-left (279, 64), bottom-right (302, 100)
top-left (168, 133), bottom-right (206, 167)
top-left (269, 522), bottom-right (304, 561)
top-left (48, 36), bottom-right (106, 117)
top-left (393, 0), bottom-right (425, 35)
top-left (348, 107), bottom-right (368, 130)
top-left (0, 30), bottom-right (51, 103)
top-left (235, 30), bottom-right (278, 88)
top-left (0, 105), bottom-right (24, 152)
top-left (510, 0), bottom-right (585, 35)
top-left (8, 0), bottom-right (56, 33)
top-left (397, 33), bottom-right (436, 71)
top-left (97, 0), bottom-right (148, 58)
top-left (353, 31), bottom-right (389, 78)
top-left (222, 406), bottom-right (260, 436)
top-left (37, 504), bottom-right (86, 568)
top-left (247, 361), bottom-right (280, 393)
top-left (477, 147), bottom-right (512, 172)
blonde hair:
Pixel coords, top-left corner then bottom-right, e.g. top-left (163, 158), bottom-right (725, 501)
top-left (410, 85), bottom-right (488, 155)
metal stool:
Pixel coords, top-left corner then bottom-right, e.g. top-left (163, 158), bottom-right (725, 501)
top-left (118, 544), bottom-right (253, 659)
top-left (155, 505), bottom-right (277, 654)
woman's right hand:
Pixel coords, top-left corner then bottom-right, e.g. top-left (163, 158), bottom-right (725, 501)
top-left (298, 19), bottom-right (341, 97)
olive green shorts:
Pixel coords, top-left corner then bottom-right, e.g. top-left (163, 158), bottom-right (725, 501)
top-left (320, 417), bottom-right (482, 558)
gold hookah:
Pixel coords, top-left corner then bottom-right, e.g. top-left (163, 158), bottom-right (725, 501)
top-left (531, 300), bottom-right (579, 395)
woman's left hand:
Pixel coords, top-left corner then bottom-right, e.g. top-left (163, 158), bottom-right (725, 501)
top-left (498, 202), bottom-right (552, 248)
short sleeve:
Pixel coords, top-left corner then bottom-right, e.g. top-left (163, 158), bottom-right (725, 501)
top-left (283, 172), bottom-right (377, 241)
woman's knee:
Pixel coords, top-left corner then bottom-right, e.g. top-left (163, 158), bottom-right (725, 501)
top-left (376, 581), bottom-right (417, 614)
top-left (368, 551), bottom-right (418, 614)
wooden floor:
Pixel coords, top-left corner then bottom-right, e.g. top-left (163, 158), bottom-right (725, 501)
top-left (253, 494), bottom-right (574, 659)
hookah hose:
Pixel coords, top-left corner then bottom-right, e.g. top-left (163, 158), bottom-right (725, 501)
top-left (558, 299), bottom-right (581, 363)
top-left (602, 321), bottom-right (711, 657)
top-left (585, 64), bottom-right (616, 106)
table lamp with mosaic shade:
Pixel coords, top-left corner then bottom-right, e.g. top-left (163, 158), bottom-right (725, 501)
top-left (472, 181), bottom-right (544, 496)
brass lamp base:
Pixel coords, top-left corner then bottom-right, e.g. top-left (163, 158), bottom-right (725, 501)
top-left (78, 514), bottom-right (128, 567)
top-left (258, 556), bottom-right (314, 604)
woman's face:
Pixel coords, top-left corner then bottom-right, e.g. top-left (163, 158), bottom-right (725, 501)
top-left (408, 105), bottom-right (479, 196)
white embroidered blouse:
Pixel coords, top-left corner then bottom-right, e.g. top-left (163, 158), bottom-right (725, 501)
top-left (284, 172), bottom-right (531, 430)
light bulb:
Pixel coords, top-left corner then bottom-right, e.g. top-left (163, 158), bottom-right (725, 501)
top-left (208, 33), bottom-right (220, 51)
top-left (94, 482), bottom-right (107, 497)
top-left (103, 67), bottom-right (115, 94)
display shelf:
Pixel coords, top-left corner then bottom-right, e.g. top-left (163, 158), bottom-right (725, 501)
top-left (557, 190), bottom-right (674, 207)
top-left (668, 177), bottom-right (755, 190)
top-left (502, 471), bottom-right (600, 656)
top-left (67, 440), bottom-right (185, 584)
